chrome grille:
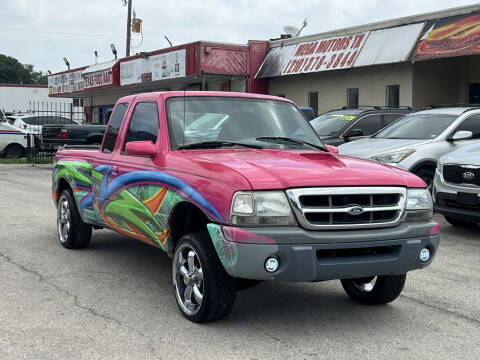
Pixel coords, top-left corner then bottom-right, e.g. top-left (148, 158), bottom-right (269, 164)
top-left (286, 187), bottom-right (406, 230)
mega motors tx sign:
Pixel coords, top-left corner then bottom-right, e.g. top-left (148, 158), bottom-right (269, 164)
top-left (281, 32), bottom-right (369, 75)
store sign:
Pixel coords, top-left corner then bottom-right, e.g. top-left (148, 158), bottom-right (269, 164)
top-left (84, 69), bottom-right (114, 89)
top-left (120, 49), bottom-right (186, 86)
top-left (411, 12), bottom-right (480, 61)
top-left (281, 32), bottom-right (369, 75)
top-left (48, 70), bottom-right (84, 94)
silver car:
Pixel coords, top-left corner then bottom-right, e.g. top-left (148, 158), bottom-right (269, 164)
top-left (338, 107), bottom-right (480, 189)
top-left (433, 141), bottom-right (480, 227)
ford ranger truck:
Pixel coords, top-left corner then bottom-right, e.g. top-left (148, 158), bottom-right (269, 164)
top-left (51, 91), bottom-right (440, 323)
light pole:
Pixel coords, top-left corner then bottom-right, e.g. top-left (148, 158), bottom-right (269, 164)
top-left (125, 0), bottom-right (132, 57)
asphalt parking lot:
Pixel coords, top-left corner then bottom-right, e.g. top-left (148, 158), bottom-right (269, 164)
top-left (0, 164), bottom-right (479, 360)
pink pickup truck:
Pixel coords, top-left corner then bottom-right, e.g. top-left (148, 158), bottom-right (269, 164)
top-left (52, 91), bottom-right (439, 322)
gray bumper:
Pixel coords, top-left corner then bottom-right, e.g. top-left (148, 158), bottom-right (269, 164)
top-left (207, 222), bottom-right (439, 282)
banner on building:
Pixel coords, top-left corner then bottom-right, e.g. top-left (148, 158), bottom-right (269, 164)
top-left (83, 60), bottom-right (119, 90)
top-left (411, 11), bottom-right (480, 61)
top-left (281, 32), bottom-right (369, 75)
top-left (120, 49), bottom-right (186, 86)
top-left (48, 70), bottom-right (84, 95)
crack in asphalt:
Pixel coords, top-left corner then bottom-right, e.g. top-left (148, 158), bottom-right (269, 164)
top-left (0, 250), bottom-right (157, 356)
top-left (400, 294), bottom-right (480, 326)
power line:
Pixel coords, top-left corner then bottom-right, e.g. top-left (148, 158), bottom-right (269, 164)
top-left (0, 27), bottom-right (124, 38)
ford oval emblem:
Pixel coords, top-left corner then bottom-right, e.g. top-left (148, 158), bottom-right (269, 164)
top-left (463, 171), bottom-right (475, 180)
top-left (348, 206), bottom-right (365, 216)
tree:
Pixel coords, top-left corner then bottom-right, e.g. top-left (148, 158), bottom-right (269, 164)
top-left (0, 54), bottom-right (47, 85)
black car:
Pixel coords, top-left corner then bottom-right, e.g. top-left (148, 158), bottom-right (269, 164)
top-left (310, 106), bottom-right (412, 146)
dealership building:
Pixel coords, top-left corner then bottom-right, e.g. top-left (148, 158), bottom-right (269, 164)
top-left (48, 3), bottom-right (480, 120)
top-left (257, 3), bottom-right (480, 115)
top-left (48, 41), bottom-right (268, 123)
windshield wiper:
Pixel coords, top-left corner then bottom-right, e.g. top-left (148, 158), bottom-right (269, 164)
top-left (255, 136), bottom-right (327, 151)
top-left (178, 141), bottom-right (263, 150)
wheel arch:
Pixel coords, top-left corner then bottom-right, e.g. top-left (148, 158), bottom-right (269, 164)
top-left (410, 160), bottom-right (437, 174)
top-left (3, 143), bottom-right (26, 157)
top-left (167, 201), bottom-right (212, 256)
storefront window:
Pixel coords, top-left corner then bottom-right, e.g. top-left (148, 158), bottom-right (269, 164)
top-left (386, 85), bottom-right (400, 108)
top-left (347, 88), bottom-right (359, 108)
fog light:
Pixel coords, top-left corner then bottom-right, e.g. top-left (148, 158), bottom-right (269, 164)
top-left (265, 257), bottom-right (279, 272)
top-left (419, 248), bottom-right (430, 262)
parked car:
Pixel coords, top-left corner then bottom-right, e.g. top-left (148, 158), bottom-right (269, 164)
top-left (8, 113), bottom-right (80, 135)
top-left (311, 107), bottom-right (412, 146)
top-left (299, 106), bottom-right (316, 120)
top-left (433, 141), bottom-right (480, 227)
top-left (52, 91), bottom-right (439, 323)
top-left (42, 124), bottom-right (107, 149)
top-left (338, 107), bottom-right (480, 189)
top-left (0, 118), bottom-right (27, 158)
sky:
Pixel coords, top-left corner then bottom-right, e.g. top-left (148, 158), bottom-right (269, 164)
top-left (2, 0), bottom-right (479, 73)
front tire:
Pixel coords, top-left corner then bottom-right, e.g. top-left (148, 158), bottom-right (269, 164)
top-left (4, 144), bottom-right (25, 158)
top-left (341, 274), bottom-right (406, 305)
top-left (414, 168), bottom-right (435, 192)
top-left (172, 233), bottom-right (236, 322)
top-left (57, 189), bottom-right (92, 249)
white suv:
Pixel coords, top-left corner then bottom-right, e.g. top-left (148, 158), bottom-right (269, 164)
top-left (0, 119), bottom-right (27, 158)
top-left (338, 107), bottom-right (480, 189)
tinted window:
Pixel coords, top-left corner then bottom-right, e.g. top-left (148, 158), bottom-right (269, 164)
top-left (352, 115), bottom-right (382, 135)
top-left (383, 113), bottom-right (404, 126)
top-left (21, 117), bottom-right (40, 125)
top-left (454, 115), bottom-right (480, 139)
top-left (124, 102), bottom-right (159, 147)
top-left (38, 116), bottom-right (74, 124)
top-left (310, 110), bottom-right (360, 137)
top-left (102, 103), bottom-right (128, 153)
top-left (375, 114), bottom-right (457, 139)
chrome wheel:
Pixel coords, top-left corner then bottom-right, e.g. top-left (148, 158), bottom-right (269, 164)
top-left (173, 244), bottom-right (204, 316)
top-left (57, 197), bottom-right (71, 243)
top-left (352, 276), bottom-right (377, 292)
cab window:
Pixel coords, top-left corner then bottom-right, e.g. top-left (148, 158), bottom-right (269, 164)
top-left (102, 103), bottom-right (128, 153)
top-left (124, 102), bottom-right (159, 148)
top-left (351, 115), bottom-right (382, 136)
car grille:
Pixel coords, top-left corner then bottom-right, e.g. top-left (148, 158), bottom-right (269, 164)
top-left (286, 187), bottom-right (406, 230)
top-left (443, 165), bottom-right (480, 186)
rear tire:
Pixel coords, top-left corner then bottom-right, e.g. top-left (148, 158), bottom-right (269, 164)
top-left (341, 274), bottom-right (406, 305)
top-left (172, 233), bottom-right (236, 323)
top-left (4, 144), bottom-right (25, 158)
top-left (445, 216), bottom-right (477, 227)
top-left (57, 189), bottom-right (92, 249)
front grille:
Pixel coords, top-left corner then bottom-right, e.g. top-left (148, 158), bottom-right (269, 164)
top-left (286, 187), bottom-right (406, 230)
top-left (443, 164), bottom-right (480, 186)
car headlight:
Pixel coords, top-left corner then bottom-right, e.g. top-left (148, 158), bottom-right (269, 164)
top-left (230, 191), bottom-right (296, 226)
top-left (404, 188), bottom-right (433, 222)
top-left (371, 149), bottom-right (416, 164)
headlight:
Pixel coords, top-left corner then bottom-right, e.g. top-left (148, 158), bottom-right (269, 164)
top-left (371, 149), bottom-right (416, 164)
top-left (230, 191), bottom-right (296, 226)
top-left (404, 188), bottom-right (433, 222)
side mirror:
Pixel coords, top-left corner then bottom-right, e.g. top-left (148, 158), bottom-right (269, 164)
top-left (125, 140), bottom-right (157, 156)
top-left (451, 130), bottom-right (473, 141)
top-left (325, 144), bottom-right (338, 154)
top-left (343, 128), bottom-right (363, 139)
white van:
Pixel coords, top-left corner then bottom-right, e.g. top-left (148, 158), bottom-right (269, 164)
top-left (0, 119), bottom-right (28, 158)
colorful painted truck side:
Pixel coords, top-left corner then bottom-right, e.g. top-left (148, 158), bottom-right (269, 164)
top-left (52, 91), bottom-right (440, 322)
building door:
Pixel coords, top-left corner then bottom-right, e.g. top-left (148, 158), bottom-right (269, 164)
top-left (469, 84), bottom-right (480, 104)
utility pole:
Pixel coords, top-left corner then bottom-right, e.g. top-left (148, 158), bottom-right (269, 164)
top-left (125, 0), bottom-right (132, 57)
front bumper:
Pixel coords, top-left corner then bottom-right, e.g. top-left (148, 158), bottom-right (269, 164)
top-left (433, 170), bottom-right (480, 223)
top-left (207, 222), bottom-right (439, 282)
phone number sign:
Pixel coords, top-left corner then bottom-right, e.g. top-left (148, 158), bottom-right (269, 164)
top-left (281, 32), bottom-right (369, 75)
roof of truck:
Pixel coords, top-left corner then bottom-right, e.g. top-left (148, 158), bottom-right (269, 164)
top-left (117, 91), bottom-right (293, 104)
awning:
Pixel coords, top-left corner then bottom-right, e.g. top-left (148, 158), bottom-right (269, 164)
top-left (82, 60), bottom-right (118, 75)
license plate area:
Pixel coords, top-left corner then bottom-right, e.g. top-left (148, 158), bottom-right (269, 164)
top-left (457, 192), bottom-right (478, 206)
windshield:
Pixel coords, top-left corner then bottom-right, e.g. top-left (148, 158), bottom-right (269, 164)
top-left (166, 96), bottom-right (325, 150)
top-left (310, 110), bottom-right (360, 137)
top-left (374, 114), bottom-right (457, 139)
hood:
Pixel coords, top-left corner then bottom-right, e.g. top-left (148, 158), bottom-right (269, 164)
top-left (184, 149), bottom-right (424, 189)
top-left (338, 137), bottom-right (435, 159)
top-left (440, 142), bottom-right (480, 165)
